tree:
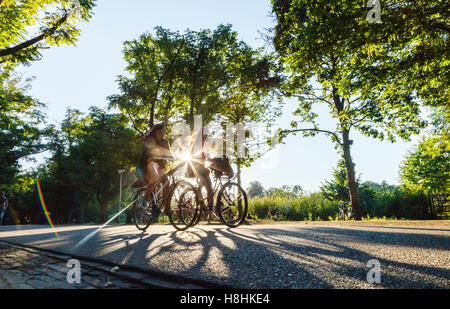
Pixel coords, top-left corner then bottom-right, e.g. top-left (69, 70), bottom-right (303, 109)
top-left (42, 108), bottom-right (140, 223)
top-left (0, 72), bottom-right (48, 189)
top-left (272, 0), bottom-right (426, 220)
top-left (178, 24), bottom-right (240, 127)
top-left (400, 106), bottom-right (449, 196)
top-left (320, 160), bottom-right (350, 203)
top-left (108, 27), bottom-right (185, 135)
top-left (0, 0), bottom-right (96, 66)
top-left (291, 185), bottom-right (303, 197)
top-left (109, 25), bottom-right (247, 134)
top-left (247, 181), bottom-right (265, 199)
top-left (74, 108), bottom-right (140, 222)
top-left (352, 0), bottom-right (449, 109)
top-left (400, 135), bottom-right (450, 195)
top-left (265, 185), bottom-right (302, 198)
top-left (109, 25), bottom-right (282, 187)
top-left (42, 108), bottom-right (94, 223)
top-left (217, 46), bottom-right (281, 186)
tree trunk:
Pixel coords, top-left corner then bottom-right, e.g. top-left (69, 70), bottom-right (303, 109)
top-left (97, 193), bottom-right (108, 223)
top-left (342, 130), bottom-right (362, 220)
top-left (66, 207), bottom-right (74, 224)
top-left (99, 202), bottom-right (108, 223)
top-left (80, 202), bottom-right (85, 224)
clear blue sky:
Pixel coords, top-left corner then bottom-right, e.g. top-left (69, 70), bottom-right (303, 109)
top-left (19, 0), bottom-right (416, 191)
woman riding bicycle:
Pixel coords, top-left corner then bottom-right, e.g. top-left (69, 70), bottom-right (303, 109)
top-left (137, 123), bottom-right (172, 207)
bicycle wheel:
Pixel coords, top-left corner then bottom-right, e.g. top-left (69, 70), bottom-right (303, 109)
top-left (217, 182), bottom-right (248, 228)
top-left (133, 190), bottom-right (152, 231)
top-left (168, 181), bottom-right (199, 231)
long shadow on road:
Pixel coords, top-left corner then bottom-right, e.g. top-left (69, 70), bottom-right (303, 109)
top-left (94, 224), bottom-right (449, 288)
top-left (1, 224), bottom-right (449, 288)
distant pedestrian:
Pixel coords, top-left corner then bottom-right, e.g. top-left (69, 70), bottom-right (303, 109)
top-left (0, 192), bottom-right (8, 225)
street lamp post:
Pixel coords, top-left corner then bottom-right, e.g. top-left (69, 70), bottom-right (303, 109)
top-left (118, 169), bottom-right (126, 224)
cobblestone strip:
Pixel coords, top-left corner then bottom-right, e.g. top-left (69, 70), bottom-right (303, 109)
top-left (0, 242), bottom-right (148, 289)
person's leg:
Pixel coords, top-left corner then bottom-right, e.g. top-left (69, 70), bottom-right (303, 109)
top-left (160, 172), bottom-right (170, 215)
top-left (198, 172), bottom-right (213, 208)
top-left (144, 162), bottom-right (161, 201)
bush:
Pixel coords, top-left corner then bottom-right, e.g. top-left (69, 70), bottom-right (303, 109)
top-left (248, 192), bottom-right (340, 221)
top-left (248, 187), bottom-right (433, 221)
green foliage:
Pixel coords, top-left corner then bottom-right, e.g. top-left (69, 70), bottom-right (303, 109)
top-left (400, 134), bottom-right (450, 195)
top-left (216, 45), bottom-right (282, 183)
top-left (109, 25), bottom-right (281, 186)
top-left (320, 160), bottom-right (377, 210)
top-left (249, 183), bottom-right (432, 221)
top-left (271, 0), bottom-right (434, 219)
top-left (354, 0), bottom-right (449, 109)
top-left (272, 0), bottom-right (426, 144)
top-left (265, 184), bottom-right (303, 198)
top-left (108, 27), bottom-right (186, 134)
top-left (24, 107), bottom-right (141, 223)
top-left (0, 72), bottom-right (49, 188)
top-left (249, 192), bottom-right (339, 221)
top-left (0, 0), bottom-right (96, 66)
top-left (247, 181), bottom-right (265, 199)
top-left (320, 160), bottom-right (351, 203)
top-left (369, 187), bottom-right (431, 219)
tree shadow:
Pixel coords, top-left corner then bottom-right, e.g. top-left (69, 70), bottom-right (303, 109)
top-left (1, 224), bottom-right (449, 288)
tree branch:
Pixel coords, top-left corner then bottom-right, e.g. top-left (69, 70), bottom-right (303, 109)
top-left (280, 128), bottom-right (343, 146)
top-left (0, 13), bottom-right (69, 58)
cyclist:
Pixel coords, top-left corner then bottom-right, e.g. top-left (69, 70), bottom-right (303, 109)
top-left (190, 127), bottom-right (214, 209)
top-left (137, 123), bottom-right (172, 212)
top-left (189, 128), bottom-right (234, 211)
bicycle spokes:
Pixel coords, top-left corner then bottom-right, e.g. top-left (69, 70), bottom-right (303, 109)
top-left (217, 183), bottom-right (248, 228)
top-left (134, 192), bottom-right (152, 230)
top-left (168, 181), bottom-right (199, 231)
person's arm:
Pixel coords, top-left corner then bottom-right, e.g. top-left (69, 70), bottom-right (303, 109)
top-left (202, 140), bottom-right (211, 161)
top-left (145, 137), bottom-right (172, 158)
top-left (159, 139), bottom-right (173, 157)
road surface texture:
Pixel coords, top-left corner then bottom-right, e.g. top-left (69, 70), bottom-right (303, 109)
top-left (0, 241), bottom-right (150, 288)
top-left (0, 221), bottom-right (449, 289)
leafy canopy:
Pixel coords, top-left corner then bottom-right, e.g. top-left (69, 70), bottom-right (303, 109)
top-left (272, 0), bottom-right (427, 145)
top-left (0, 0), bottom-right (96, 66)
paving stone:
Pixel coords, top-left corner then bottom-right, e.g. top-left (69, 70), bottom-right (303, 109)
top-left (0, 242), bottom-right (150, 289)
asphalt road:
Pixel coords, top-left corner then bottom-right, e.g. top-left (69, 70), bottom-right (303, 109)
top-left (0, 221), bottom-right (449, 288)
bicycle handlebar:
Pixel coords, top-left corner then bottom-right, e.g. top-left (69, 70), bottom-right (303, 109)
top-left (151, 156), bottom-right (177, 161)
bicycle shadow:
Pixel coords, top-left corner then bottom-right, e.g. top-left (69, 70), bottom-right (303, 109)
top-left (2, 223), bottom-right (448, 288)
top-left (93, 222), bottom-right (449, 288)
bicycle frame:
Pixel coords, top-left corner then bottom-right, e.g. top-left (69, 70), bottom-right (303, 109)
top-left (136, 157), bottom-right (186, 211)
top-left (195, 169), bottom-right (234, 215)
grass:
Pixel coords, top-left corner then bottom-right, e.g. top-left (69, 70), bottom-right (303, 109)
top-left (248, 193), bottom-right (340, 222)
top-left (248, 192), bottom-right (428, 222)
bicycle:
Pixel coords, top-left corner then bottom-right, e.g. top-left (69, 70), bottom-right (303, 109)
top-left (268, 206), bottom-right (283, 221)
top-left (188, 159), bottom-right (248, 228)
top-left (338, 202), bottom-right (353, 221)
top-left (131, 156), bottom-right (199, 232)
